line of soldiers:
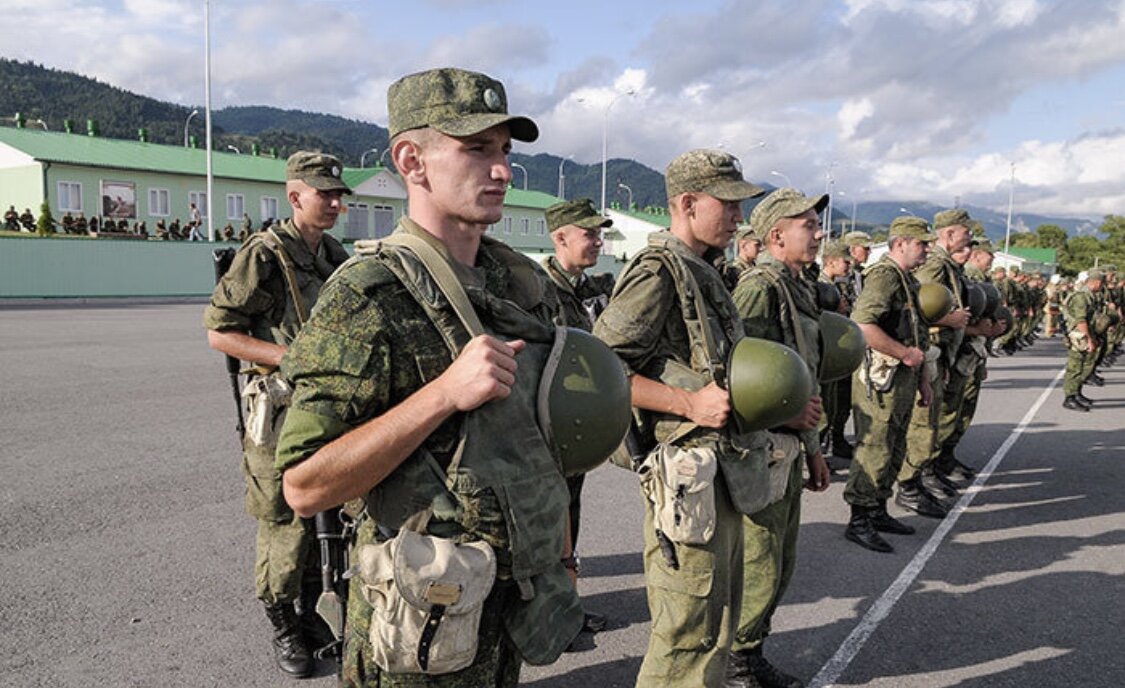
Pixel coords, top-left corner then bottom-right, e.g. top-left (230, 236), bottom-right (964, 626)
top-left (4, 205), bottom-right (36, 231)
top-left (204, 65), bottom-right (1116, 688)
top-left (1059, 265), bottom-right (1121, 410)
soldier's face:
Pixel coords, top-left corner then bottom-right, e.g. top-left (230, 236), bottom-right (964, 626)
top-left (690, 194), bottom-right (743, 250)
top-left (556, 224), bottom-right (603, 271)
top-left (774, 209), bottom-right (824, 266)
top-left (738, 238), bottom-right (761, 263)
top-left (944, 224), bottom-right (972, 251)
top-left (903, 238), bottom-right (929, 268)
top-left (291, 182), bottom-right (344, 231)
top-left (850, 245), bottom-right (870, 264)
top-left (423, 125), bottom-right (514, 228)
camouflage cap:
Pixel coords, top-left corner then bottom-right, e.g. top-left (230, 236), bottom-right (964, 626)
top-left (665, 149), bottom-right (765, 202)
top-left (971, 236), bottom-right (995, 253)
top-left (546, 198), bottom-right (612, 233)
top-left (387, 67), bottom-right (538, 142)
top-left (1103, 264), bottom-right (1117, 273)
top-left (889, 216), bottom-right (936, 241)
top-left (934, 208), bottom-right (972, 231)
top-left (749, 187), bottom-right (829, 239)
top-left (286, 151), bottom-right (352, 194)
top-left (822, 241), bottom-right (852, 261)
top-left (1086, 267), bottom-right (1106, 281)
top-left (842, 230), bottom-right (873, 248)
top-left (736, 223), bottom-right (761, 242)
top-left (1009, 265), bottom-right (1022, 275)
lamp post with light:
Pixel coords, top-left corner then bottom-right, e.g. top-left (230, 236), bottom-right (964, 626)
top-left (511, 162), bottom-right (528, 190)
top-left (360, 148), bottom-right (379, 168)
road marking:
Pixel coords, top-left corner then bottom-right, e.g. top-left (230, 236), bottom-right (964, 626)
top-left (808, 366), bottom-right (1066, 688)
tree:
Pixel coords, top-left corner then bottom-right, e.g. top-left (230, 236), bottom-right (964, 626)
top-left (1010, 232), bottom-right (1040, 248)
top-left (1099, 215), bottom-right (1125, 247)
top-left (35, 200), bottom-right (55, 237)
top-left (1035, 224), bottom-right (1068, 251)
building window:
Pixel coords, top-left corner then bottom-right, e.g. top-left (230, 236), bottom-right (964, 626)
top-left (148, 188), bottom-right (170, 217)
top-left (520, 218), bottom-right (530, 235)
top-left (57, 181), bottom-right (82, 212)
top-left (226, 194), bottom-right (245, 221)
top-left (261, 196), bottom-right (279, 222)
top-left (372, 205), bottom-right (395, 239)
top-left (189, 191), bottom-right (208, 216)
top-left (345, 202), bottom-right (369, 239)
top-left (536, 218), bottom-right (546, 236)
top-left (503, 217), bottom-right (513, 235)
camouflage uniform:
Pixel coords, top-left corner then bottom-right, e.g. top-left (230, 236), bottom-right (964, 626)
top-left (1063, 283), bottom-right (1099, 398)
top-left (730, 251), bottom-right (822, 656)
top-left (277, 219), bottom-right (578, 687)
top-left (939, 262), bottom-right (991, 465)
top-left (203, 217), bottom-right (349, 606)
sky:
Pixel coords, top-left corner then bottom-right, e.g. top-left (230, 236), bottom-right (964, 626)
top-left (4, 0), bottom-right (1125, 220)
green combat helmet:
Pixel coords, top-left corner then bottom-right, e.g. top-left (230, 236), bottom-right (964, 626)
top-left (727, 337), bottom-right (813, 432)
top-left (537, 327), bottom-right (632, 476)
top-left (994, 305), bottom-right (1013, 335)
top-left (965, 283), bottom-right (987, 320)
top-left (816, 281), bottom-right (841, 312)
top-left (819, 311), bottom-right (866, 382)
top-left (1092, 310), bottom-right (1120, 335)
top-left (980, 282), bottom-right (1002, 319)
top-left (918, 283), bottom-right (954, 323)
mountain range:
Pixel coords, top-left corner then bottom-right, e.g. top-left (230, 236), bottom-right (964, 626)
top-left (0, 58), bottom-right (1100, 241)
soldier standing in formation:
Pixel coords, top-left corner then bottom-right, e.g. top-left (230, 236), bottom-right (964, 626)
top-left (595, 149), bottom-right (767, 687)
top-left (541, 196), bottom-right (616, 639)
top-left (817, 241), bottom-right (855, 463)
top-left (727, 188), bottom-right (831, 688)
top-left (276, 67), bottom-right (584, 687)
top-left (843, 217), bottom-right (934, 553)
top-left (204, 151), bottom-right (353, 677)
top-left (720, 224), bottom-right (763, 290)
top-left (1061, 269), bottom-right (1107, 411)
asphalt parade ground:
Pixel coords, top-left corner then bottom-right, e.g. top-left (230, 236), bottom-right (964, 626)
top-left (1, 302), bottom-right (1122, 688)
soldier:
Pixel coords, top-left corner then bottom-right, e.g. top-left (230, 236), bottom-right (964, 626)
top-left (154, 218), bottom-right (168, 240)
top-left (204, 151), bottom-right (352, 677)
top-left (3, 205), bottom-right (18, 231)
top-left (594, 149), bottom-right (767, 687)
top-left (1045, 273), bottom-right (1063, 337)
top-left (541, 196), bottom-right (615, 639)
top-left (19, 207), bottom-right (35, 231)
top-left (276, 67), bottom-right (586, 687)
top-left (75, 212), bottom-right (88, 235)
top-left (242, 212), bottom-right (254, 237)
top-left (728, 188), bottom-right (831, 688)
top-left (720, 224), bottom-right (763, 291)
top-left (896, 209), bottom-right (973, 517)
top-left (1062, 269), bottom-right (1106, 410)
top-left (842, 217), bottom-right (934, 553)
top-left (841, 231), bottom-right (872, 300)
top-left (818, 241), bottom-right (855, 463)
top-left (61, 212), bottom-right (75, 234)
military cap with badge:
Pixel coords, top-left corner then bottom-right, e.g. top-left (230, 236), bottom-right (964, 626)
top-left (749, 187), bottom-right (829, 240)
top-left (388, 67), bottom-right (539, 142)
top-left (665, 149), bottom-right (764, 201)
top-left (546, 198), bottom-right (613, 233)
top-left (286, 151), bottom-right (352, 194)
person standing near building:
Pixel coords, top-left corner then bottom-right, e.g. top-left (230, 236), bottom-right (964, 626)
top-left (203, 151), bottom-right (352, 677)
top-left (275, 67), bottom-right (588, 686)
top-left (541, 196), bottom-right (615, 639)
top-left (842, 217), bottom-right (934, 554)
top-left (727, 188), bottom-right (831, 688)
top-left (1062, 269), bottom-right (1106, 411)
top-left (594, 149), bottom-right (767, 687)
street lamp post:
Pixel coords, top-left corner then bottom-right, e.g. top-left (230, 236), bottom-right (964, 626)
top-left (557, 155), bottom-right (573, 199)
top-left (599, 90), bottom-right (635, 212)
top-left (898, 206), bottom-right (916, 217)
top-left (379, 148), bottom-right (391, 166)
top-left (360, 148), bottom-right (379, 168)
top-left (834, 190), bottom-right (847, 239)
top-left (203, 0), bottom-right (214, 241)
top-left (1004, 162), bottom-right (1015, 254)
top-left (617, 183), bottom-right (633, 210)
top-left (770, 170), bottom-right (792, 188)
top-left (850, 196), bottom-right (858, 233)
top-left (183, 109), bottom-right (198, 148)
top-left (226, 145), bottom-right (240, 154)
top-left (511, 162), bottom-right (528, 190)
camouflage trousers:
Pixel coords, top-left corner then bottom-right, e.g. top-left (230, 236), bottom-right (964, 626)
top-left (636, 476), bottom-right (743, 688)
top-left (898, 357), bottom-right (947, 483)
top-left (242, 440), bottom-right (316, 603)
top-left (820, 376), bottom-right (853, 443)
top-left (1064, 346), bottom-right (1098, 396)
top-left (941, 360), bottom-right (986, 458)
top-left (732, 459), bottom-right (803, 652)
top-left (844, 364), bottom-right (920, 509)
top-left (934, 362), bottom-right (976, 460)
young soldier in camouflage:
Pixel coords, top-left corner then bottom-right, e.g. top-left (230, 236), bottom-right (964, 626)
top-left (842, 217), bottom-right (934, 553)
top-left (204, 151), bottom-right (352, 676)
top-left (727, 189), bottom-right (832, 688)
top-left (594, 149), bottom-right (765, 687)
top-left (276, 67), bottom-right (582, 687)
top-left (1062, 269), bottom-right (1106, 411)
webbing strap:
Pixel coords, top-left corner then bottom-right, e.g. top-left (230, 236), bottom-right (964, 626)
top-left (381, 233), bottom-right (485, 338)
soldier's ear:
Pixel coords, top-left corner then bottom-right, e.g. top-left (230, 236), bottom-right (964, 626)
top-left (394, 138), bottom-right (426, 184)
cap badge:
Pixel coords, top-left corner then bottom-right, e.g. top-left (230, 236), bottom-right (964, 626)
top-left (731, 156), bottom-right (743, 174)
top-left (331, 166), bottom-right (340, 177)
top-left (483, 88), bottom-right (502, 112)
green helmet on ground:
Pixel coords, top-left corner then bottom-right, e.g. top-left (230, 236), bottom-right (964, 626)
top-left (918, 283), bottom-right (954, 323)
top-left (815, 281), bottom-right (841, 312)
top-left (537, 327), bottom-right (632, 476)
top-left (727, 337), bottom-right (812, 432)
top-left (819, 312), bottom-right (866, 382)
top-left (979, 282), bottom-right (1001, 318)
top-left (965, 283), bottom-right (986, 320)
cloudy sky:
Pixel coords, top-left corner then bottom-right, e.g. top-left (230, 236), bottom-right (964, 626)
top-left (5, 0), bottom-right (1125, 219)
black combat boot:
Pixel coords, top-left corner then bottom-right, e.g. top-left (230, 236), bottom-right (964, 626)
top-left (743, 647), bottom-right (804, 688)
top-left (724, 650), bottom-right (763, 688)
top-left (895, 479), bottom-right (948, 519)
top-left (1063, 395), bottom-right (1090, 412)
top-left (845, 505), bottom-right (893, 553)
top-left (936, 452), bottom-right (976, 485)
top-left (1089, 373), bottom-right (1106, 387)
top-left (869, 502), bottom-right (915, 535)
top-left (921, 466), bottom-right (959, 506)
top-left (1076, 391), bottom-right (1094, 407)
top-left (263, 601), bottom-right (313, 678)
top-left (830, 434), bottom-right (855, 460)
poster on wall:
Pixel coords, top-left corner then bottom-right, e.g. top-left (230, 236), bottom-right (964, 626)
top-left (100, 181), bottom-right (136, 219)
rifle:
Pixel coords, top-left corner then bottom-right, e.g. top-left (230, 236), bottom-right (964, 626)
top-left (212, 248), bottom-right (245, 439)
top-left (314, 508), bottom-right (353, 670)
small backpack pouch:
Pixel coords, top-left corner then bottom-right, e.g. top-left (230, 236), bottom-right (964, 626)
top-left (241, 372), bottom-right (292, 449)
top-left (859, 349), bottom-right (900, 393)
top-left (764, 432), bottom-right (802, 506)
top-left (642, 443), bottom-right (718, 545)
top-left (358, 528), bottom-right (496, 675)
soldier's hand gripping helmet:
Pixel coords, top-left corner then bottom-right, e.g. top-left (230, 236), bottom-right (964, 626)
top-left (537, 327), bottom-right (632, 476)
top-left (819, 311), bottom-right (866, 382)
top-left (993, 305), bottom-right (1013, 335)
top-left (965, 283), bottom-right (987, 321)
top-left (918, 283), bottom-right (954, 323)
top-left (726, 337), bottom-right (813, 432)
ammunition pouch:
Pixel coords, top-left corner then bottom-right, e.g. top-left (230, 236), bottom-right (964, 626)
top-left (1067, 330), bottom-right (1090, 352)
top-left (242, 372), bottom-right (292, 449)
top-left (240, 371), bottom-right (293, 521)
top-left (763, 432), bottom-right (802, 507)
top-left (358, 528), bottom-right (496, 675)
top-left (640, 443), bottom-right (718, 545)
top-left (858, 349), bottom-right (900, 393)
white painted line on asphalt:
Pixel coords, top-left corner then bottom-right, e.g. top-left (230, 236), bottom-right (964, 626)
top-left (808, 366), bottom-right (1066, 688)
